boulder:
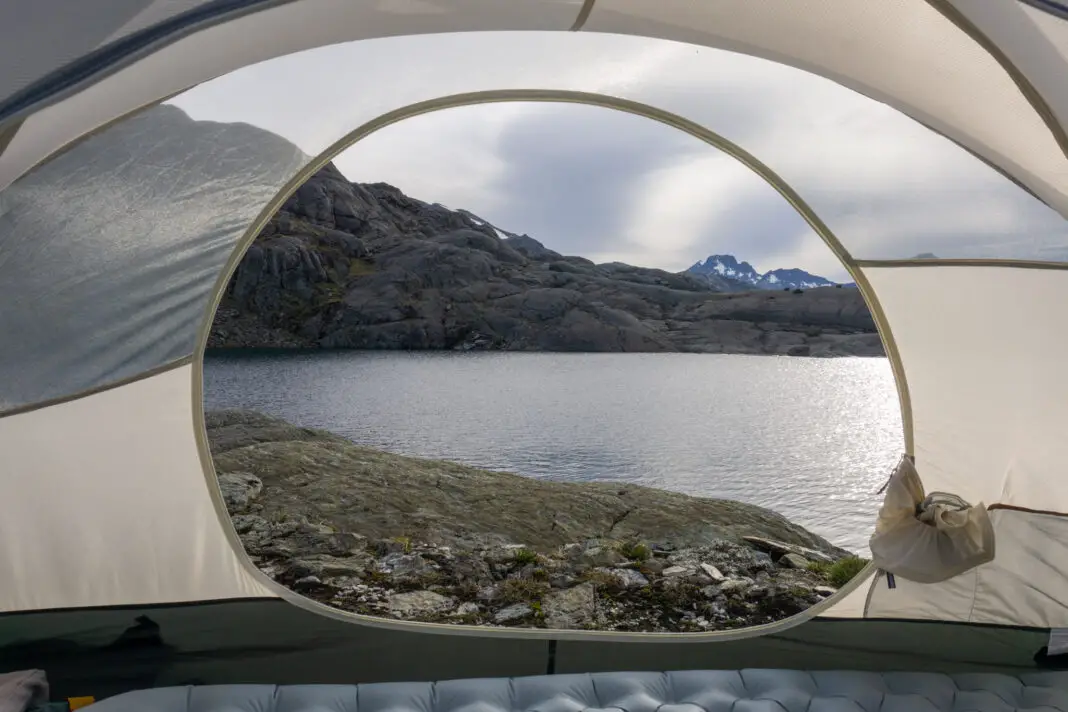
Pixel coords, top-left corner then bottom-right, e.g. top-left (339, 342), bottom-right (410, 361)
top-left (216, 472), bottom-right (262, 511)
top-left (388, 591), bottom-right (453, 618)
top-left (542, 584), bottom-right (597, 629)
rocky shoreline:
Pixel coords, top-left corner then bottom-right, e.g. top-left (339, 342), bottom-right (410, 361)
top-left (211, 409), bottom-right (868, 632)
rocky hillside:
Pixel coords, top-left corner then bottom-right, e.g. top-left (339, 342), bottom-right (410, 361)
top-left (210, 409), bottom-right (867, 632)
top-left (208, 163), bottom-right (883, 357)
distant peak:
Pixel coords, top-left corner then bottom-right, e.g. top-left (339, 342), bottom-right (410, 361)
top-left (685, 252), bottom-right (839, 291)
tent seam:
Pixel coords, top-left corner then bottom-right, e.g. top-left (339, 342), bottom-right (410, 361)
top-left (0, 356), bottom-right (194, 420)
top-left (187, 88), bottom-right (888, 641)
top-left (569, 0), bottom-right (597, 31)
top-left (856, 258), bottom-right (1068, 270)
top-left (1, 86), bottom-right (190, 192)
top-left (0, 0), bottom-right (296, 129)
top-left (1019, 0), bottom-right (1068, 22)
top-left (0, 118), bottom-right (22, 162)
top-left (925, 0), bottom-right (1068, 162)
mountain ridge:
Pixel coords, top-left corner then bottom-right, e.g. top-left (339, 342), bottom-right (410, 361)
top-left (686, 254), bottom-right (843, 291)
top-left (208, 161), bottom-right (883, 357)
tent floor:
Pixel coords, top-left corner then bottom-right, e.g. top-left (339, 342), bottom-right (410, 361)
top-left (0, 599), bottom-right (1058, 700)
top-left (87, 670), bottom-right (1068, 712)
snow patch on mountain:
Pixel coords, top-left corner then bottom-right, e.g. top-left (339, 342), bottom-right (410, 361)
top-left (686, 254), bottom-right (846, 291)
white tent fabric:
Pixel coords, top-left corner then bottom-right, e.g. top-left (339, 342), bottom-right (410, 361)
top-left (865, 510), bottom-right (1068, 628)
top-left (2, 0), bottom-right (1068, 220)
top-left (0, 364), bottom-right (270, 612)
top-left (0, 0), bottom-right (1067, 636)
top-left (0, 0), bottom-right (583, 192)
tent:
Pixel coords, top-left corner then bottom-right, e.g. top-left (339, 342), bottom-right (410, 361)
top-left (3, 0), bottom-right (1068, 703)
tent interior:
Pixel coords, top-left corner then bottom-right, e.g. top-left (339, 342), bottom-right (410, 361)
top-left (3, 0), bottom-right (1068, 709)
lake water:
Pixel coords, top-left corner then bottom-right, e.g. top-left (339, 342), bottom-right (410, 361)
top-left (202, 351), bottom-right (902, 553)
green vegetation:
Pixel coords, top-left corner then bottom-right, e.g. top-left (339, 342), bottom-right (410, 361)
top-left (620, 541), bottom-right (652, 562)
top-left (512, 548), bottom-right (539, 565)
top-left (808, 555), bottom-right (869, 587)
top-left (828, 556), bottom-right (869, 586)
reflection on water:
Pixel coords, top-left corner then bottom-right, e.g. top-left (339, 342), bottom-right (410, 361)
top-left (203, 351), bottom-right (901, 553)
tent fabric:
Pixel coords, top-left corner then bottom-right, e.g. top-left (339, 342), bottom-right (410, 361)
top-left (0, 0), bottom-right (162, 115)
top-left (0, 103), bottom-right (306, 412)
top-left (0, 0), bottom-right (1067, 657)
top-left (1, 0), bottom-right (1067, 225)
top-left (0, 1), bottom-right (271, 124)
top-left (860, 264), bottom-right (1068, 513)
top-left (0, 0), bottom-right (584, 192)
top-left (864, 510), bottom-right (1068, 628)
top-left (0, 364), bottom-right (271, 612)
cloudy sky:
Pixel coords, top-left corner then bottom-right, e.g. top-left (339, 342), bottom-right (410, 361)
top-left (172, 32), bottom-right (1068, 282)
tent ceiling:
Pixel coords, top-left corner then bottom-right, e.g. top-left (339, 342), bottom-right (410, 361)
top-left (3, 1), bottom-right (1068, 227)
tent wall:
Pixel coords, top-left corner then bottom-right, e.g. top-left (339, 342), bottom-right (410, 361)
top-left (0, 364), bottom-right (271, 612)
top-left (864, 510), bottom-right (1068, 628)
top-left (860, 264), bottom-right (1068, 512)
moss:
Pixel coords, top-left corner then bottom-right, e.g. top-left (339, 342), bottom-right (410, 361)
top-left (621, 542), bottom-right (652, 562)
top-left (808, 556), bottom-right (868, 587)
top-left (827, 556), bottom-right (869, 587)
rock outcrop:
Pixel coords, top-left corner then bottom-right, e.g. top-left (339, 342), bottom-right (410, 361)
top-left (207, 163), bottom-right (883, 357)
top-left (209, 409), bottom-right (868, 632)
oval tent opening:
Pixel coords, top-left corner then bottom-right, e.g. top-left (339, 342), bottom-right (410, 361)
top-left (201, 100), bottom-right (900, 634)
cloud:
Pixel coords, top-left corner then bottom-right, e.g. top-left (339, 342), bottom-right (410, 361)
top-left (170, 31), bottom-right (1068, 282)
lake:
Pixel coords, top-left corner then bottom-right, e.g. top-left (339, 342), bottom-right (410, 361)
top-left (202, 351), bottom-right (902, 553)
